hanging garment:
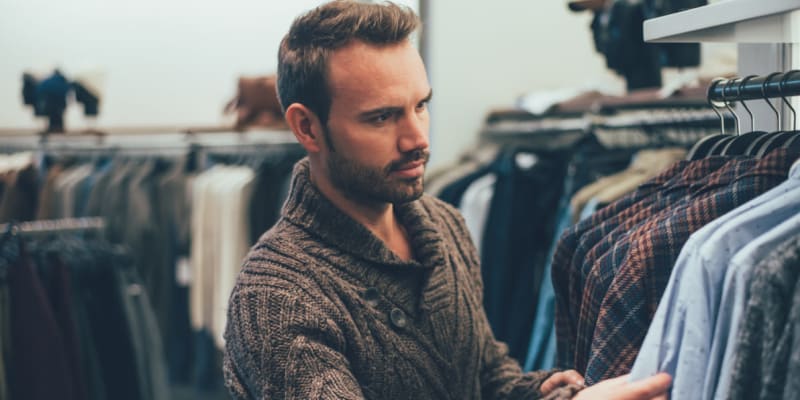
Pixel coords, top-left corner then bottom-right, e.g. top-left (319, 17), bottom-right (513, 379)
top-left (0, 256), bottom-right (9, 400)
top-left (115, 250), bottom-right (170, 400)
top-left (782, 253), bottom-right (800, 400)
top-left (630, 159), bottom-right (800, 399)
top-left (523, 140), bottom-right (636, 372)
top-left (481, 149), bottom-right (569, 363)
top-left (36, 162), bottom-right (67, 220)
top-left (69, 239), bottom-right (142, 400)
top-left (189, 165), bottom-right (256, 393)
top-left (425, 145), bottom-right (499, 199)
top-left (212, 166), bottom-right (255, 349)
top-left (458, 173), bottom-right (497, 255)
top-left (587, 148), bottom-right (687, 209)
top-left (554, 149), bottom-right (800, 383)
top-left (7, 243), bottom-right (75, 400)
top-left (553, 156), bottom-right (717, 370)
top-left (57, 242), bottom-right (107, 400)
top-left (156, 158), bottom-right (196, 384)
top-left (54, 164), bottom-right (93, 219)
top-left (713, 212), bottom-right (800, 400)
top-left (568, 148), bottom-right (686, 221)
top-left (0, 162), bottom-right (39, 223)
top-left (438, 163), bottom-right (494, 208)
top-left (33, 253), bottom-right (88, 400)
top-left (570, 156), bottom-right (738, 372)
top-left (247, 150), bottom-right (304, 245)
top-left (584, 149), bottom-right (797, 383)
top-left (125, 158), bottom-right (173, 350)
top-left (725, 234), bottom-right (800, 400)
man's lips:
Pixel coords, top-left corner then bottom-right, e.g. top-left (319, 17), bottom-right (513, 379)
top-left (391, 160), bottom-right (425, 178)
top-left (394, 160), bottom-right (425, 171)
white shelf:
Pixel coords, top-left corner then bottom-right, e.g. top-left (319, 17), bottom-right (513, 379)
top-left (643, 0), bottom-right (800, 43)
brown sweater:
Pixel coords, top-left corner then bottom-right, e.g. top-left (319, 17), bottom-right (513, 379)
top-left (223, 158), bottom-right (578, 400)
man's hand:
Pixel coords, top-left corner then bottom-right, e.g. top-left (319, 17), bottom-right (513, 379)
top-left (574, 373), bottom-right (672, 400)
top-left (540, 370), bottom-right (584, 395)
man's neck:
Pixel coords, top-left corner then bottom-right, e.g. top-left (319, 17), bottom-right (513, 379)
top-left (309, 168), bottom-right (414, 261)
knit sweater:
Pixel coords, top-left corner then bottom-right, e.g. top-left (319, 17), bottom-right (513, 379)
top-left (223, 158), bottom-right (578, 400)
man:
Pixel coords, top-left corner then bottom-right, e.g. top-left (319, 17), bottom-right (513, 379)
top-left (223, 1), bottom-right (671, 399)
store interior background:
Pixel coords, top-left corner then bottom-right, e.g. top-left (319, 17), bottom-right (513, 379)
top-left (0, 0), bottom-right (735, 168)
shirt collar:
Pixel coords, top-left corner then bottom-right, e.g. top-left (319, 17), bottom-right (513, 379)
top-left (789, 158), bottom-right (800, 179)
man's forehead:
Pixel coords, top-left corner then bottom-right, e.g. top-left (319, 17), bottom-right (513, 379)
top-left (327, 40), bottom-right (428, 104)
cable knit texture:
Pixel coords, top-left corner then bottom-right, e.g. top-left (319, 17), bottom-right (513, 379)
top-left (223, 158), bottom-right (569, 400)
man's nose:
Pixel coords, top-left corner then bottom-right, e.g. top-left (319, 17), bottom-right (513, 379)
top-left (398, 113), bottom-right (430, 153)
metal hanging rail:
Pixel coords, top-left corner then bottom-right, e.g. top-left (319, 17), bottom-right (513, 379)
top-left (707, 71), bottom-right (800, 103)
top-left (0, 217), bottom-right (106, 237)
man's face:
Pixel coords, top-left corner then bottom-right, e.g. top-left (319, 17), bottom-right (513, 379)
top-left (320, 39), bottom-right (431, 205)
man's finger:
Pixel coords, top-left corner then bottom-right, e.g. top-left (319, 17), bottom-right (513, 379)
top-left (541, 370), bottom-right (587, 395)
top-left (622, 373), bottom-right (672, 400)
top-left (562, 370), bottom-right (584, 386)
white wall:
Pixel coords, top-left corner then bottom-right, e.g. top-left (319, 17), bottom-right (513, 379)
top-left (425, 1), bottom-right (626, 169)
top-left (1, 0), bottom-right (734, 168)
top-left (0, 0), bottom-right (418, 131)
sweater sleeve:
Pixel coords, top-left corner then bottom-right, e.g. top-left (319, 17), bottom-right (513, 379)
top-left (477, 299), bottom-right (570, 400)
top-left (223, 283), bottom-right (365, 400)
top-left (438, 201), bottom-right (575, 400)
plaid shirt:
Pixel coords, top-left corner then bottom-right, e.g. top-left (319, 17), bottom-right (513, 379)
top-left (583, 148), bottom-right (798, 384)
top-left (553, 160), bottom-right (688, 368)
top-left (553, 158), bottom-right (733, 369)
top-left (572, 157), bottom-right (743, 372)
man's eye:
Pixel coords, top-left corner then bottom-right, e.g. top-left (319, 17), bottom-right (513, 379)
top-left (416, 101), bottom-right (428, 111)
top-left (373, 112), bottom-right (392, 123)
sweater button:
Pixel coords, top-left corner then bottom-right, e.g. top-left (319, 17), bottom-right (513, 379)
top-left (363, 287), bottom-right (380, 307)
top-left (390, 308), bottom-right (408, 329)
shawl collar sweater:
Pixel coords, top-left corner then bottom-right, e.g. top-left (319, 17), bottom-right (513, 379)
top-left (223, 158), bottom-right (574, 400)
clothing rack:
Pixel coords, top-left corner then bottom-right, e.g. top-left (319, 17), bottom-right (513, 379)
top-left (0, 130), bottom-right (299, 158)
top-left (707, 71), bottom-right (800, 103)
top-left (0, 217), bottom-right (106, 237)
top-left (480, 107), bottom-right (728, 151)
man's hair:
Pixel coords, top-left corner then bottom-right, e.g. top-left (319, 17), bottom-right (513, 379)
top-left (277, 0), bottom-right (420, 126)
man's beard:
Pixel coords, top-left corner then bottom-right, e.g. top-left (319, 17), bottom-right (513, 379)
top-left (327, 147), bottom-right (430, 205)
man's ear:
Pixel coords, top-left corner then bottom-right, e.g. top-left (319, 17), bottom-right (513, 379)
top-left (285, 103), bottom-right (324, 153)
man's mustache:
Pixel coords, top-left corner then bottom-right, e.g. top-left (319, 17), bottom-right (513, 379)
top-left (386, 149), bottom-right (430, 173)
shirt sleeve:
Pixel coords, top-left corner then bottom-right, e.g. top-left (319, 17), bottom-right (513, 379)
top-left (223, 285), bottom-right (365, 400)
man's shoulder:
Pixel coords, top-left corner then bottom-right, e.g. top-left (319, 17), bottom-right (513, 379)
top-left (238, 220), bottom-right (320, 284)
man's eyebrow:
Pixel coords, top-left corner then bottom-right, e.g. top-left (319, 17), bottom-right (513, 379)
top-left (359, 106), bottom-right (402, 119)
top-left (420, 89), bottom-right (433, 103)
top-left (358, 89), bottom-right (434, 119)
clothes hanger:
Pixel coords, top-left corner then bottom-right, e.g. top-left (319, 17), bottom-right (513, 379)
top-left (748, 72), bottom-right (785, 156)
top-left (784, 128), bottom-right (800, 153)
top-left (721, 75), bottom-right (766, 155)
top-left (687, 78), bottom-right (733, 160)
top-left (707, 79), bottom-right (742, 156)
top-left (756, 70), bottom-right (799, 157)
top-left (783, 112), bottom-right (800, 153)
top-left (782, 74), bottom-right (800, 152)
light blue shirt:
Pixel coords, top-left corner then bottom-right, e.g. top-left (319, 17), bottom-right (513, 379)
top-left (711, 211), bottom-right (800, 400)
top-left (522, 206), bottom-right (571, 372)
top-left (630, 160), bottom-right (800, 400)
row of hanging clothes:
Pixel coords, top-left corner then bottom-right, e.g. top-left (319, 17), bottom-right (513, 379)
top-left (0, 218), bottom-right (156, 400)
top-left (426, 83), bottom-right (727, 371)
top-left (542, 70), bottom-right (800, 399)
top-left (0, 129), bottom-right (305, 400)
